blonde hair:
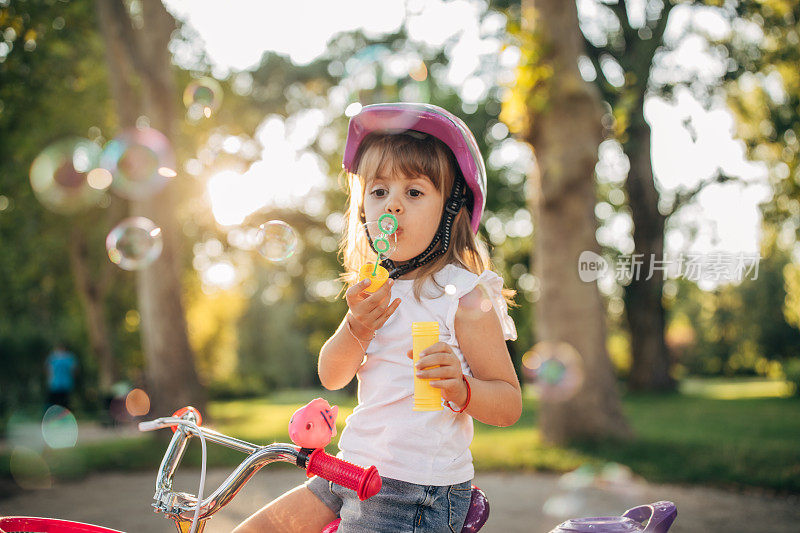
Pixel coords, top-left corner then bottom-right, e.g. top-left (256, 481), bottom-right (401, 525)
top-left (340, 132), bottom-right (510, 302)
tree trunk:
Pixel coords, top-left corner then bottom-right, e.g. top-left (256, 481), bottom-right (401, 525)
top-left (524, 0), bottom-right (631, 443)
top-left (68, 227), bottom-right (117, 392)
top-left (94, 0), bottom-right (206, 415)
top-left (623, 111), bottom-right (674, 391)
top-left (580, 1), bottom-right (677, 391)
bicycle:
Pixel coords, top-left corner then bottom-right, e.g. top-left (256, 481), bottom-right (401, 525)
top-left (0, 404), bottom-right (490, 533)
top-left (1, 403), bottom-right (674, 532)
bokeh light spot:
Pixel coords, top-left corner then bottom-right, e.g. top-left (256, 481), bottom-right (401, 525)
top-left (87, 167), bottom-right (113, 190)
top-left (158, 166), bottom-right (178, 178)
top-left (345, 102), bottom-right (363, 117)
top-left (125, 388), bottom-right (151, 417)
top-left (409, 61), bottom-right (428, 81)
top-left (125, 309), bottom-right (140, 330)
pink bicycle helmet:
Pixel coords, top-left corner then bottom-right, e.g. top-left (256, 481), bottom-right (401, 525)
top-left (343, 103), bottom-right (487, 234)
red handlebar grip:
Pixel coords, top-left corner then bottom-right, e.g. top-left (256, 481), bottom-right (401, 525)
top-left (306, 449), bottom-right (382, 501)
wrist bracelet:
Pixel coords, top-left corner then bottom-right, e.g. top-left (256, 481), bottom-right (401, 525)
top-left (447, 375), bottom-right (471, 413)
top-left (345, 315), bottom-right (375, 354)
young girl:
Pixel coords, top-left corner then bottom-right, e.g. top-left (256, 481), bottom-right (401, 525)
top-left (234, 103), bottom-right (521, 533)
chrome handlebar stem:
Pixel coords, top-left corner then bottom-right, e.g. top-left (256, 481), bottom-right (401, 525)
top-left (144, 416), bottom-right (305, 523)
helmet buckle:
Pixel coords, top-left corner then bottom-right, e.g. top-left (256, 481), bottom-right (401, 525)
top-left (445, 195), bottom-right (465, 216)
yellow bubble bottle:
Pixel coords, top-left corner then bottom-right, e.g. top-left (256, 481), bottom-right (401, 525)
top-left (412, 322), bottom-right (442, 411)
top-left (358, 263), bottom-right (390, 293)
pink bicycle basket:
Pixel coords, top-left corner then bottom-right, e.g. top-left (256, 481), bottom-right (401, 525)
top-left (0, 517), bottom-right (123, 533)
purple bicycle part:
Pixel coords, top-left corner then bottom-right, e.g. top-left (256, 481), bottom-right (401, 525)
top-left (547, 500), bottom-right (677, 533)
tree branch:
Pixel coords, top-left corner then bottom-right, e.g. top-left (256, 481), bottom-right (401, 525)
top-left (94, 0), bottom-right (140, 126)
top-left (582, 37), bottom-right (619, 105)
top-left (636, 0), bottom-right (675, 82)
top-left (625, 0), bottom-right (676, 112)
top-left (104, 0), bottom-right (163, 91)
top-left (666, 169), bottom-right (750, 217)
top-left (609, 0), bottom-right (635, 62)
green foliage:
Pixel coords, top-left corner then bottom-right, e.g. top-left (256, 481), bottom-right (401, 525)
top-left (721, 1), bottom-right (800, 250)
top-left (784, 262), bottom-right (800, 330)
top-left (0, 0), bottom-right (143, 413)
top-left (781, 358), bottom-right (800, 397)
top-left (666, 233), bottom-right (800, 379)
top-left (498, 8), bottom-right (553, 138)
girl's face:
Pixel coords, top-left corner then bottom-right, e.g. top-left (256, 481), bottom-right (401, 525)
top-left (363, 171), bottom-right (443, 263)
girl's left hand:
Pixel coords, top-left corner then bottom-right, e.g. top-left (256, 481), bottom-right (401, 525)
top-left (406, 342), bottom-right (468, 409)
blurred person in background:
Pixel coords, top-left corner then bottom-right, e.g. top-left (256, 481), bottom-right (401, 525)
top-left (45, 343), bottom-right (78, 411)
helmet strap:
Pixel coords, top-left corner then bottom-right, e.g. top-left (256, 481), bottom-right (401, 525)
top-left (379, 175), bottom-right (467, 279)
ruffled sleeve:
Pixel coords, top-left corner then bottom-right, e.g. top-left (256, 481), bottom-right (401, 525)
top-left (444, 268), bottom-right (518, 342)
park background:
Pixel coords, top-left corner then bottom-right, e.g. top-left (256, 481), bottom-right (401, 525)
top-left (1, 0), bottom-right (799, 531)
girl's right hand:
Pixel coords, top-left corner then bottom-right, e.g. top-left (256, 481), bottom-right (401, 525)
top-left (345, 278), bottom-right (401, 340)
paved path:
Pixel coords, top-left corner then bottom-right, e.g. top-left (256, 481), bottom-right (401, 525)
top-left (1, 468), bottom-right (798, 532)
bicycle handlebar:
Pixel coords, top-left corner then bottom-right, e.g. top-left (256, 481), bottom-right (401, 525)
top-left (139, 408), bottom-right (381, 525)
top-left (303, 448), bottom-right (381, 501)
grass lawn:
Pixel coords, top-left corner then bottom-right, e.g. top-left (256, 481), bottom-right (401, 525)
top-left (1, 381), bottom-right (799, 494)
top-left (567, 393), bottom-right (800, 493)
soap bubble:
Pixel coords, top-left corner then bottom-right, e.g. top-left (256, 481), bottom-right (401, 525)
top-left (544, 463), bottom-right (644, 520)
top-left (5, 410), bottom-right (45, 452)
top-left (363, 215), bottom-right (399, 260)
top-left (257, 220), bottom-right (298, 262)
top-left (522, 342), bottom-right (585, 402)
top-left (452, 283), bottom-right (496, 323)
top-left (183, 77), bottom-right (223, 118)
top-left (106, 216), bottom-right (163, 270)
top-left (542, 491), bottom-right (586, 519)
top-left (377, 213), bottom-right (399, 234)
top-left (41, 405), bottom-right (78, 449)
top-left (10, 447), bottom-right (52, 490)
top-left (29, 138), bottom-right (104, 213)
top-left (346, 44), bottom-right (391, 76)
top-left (100, 127), bottom-right (176, 200)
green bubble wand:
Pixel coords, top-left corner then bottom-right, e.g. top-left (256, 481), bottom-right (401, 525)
top-left (372, 213), bottom-right (399, 276)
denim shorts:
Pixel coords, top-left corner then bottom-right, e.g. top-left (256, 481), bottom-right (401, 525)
top-left (305, 474), bottom-right (472, 533)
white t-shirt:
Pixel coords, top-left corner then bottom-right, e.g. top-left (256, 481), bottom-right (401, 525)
top-left (337, 264), bottom-right (517, 486)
